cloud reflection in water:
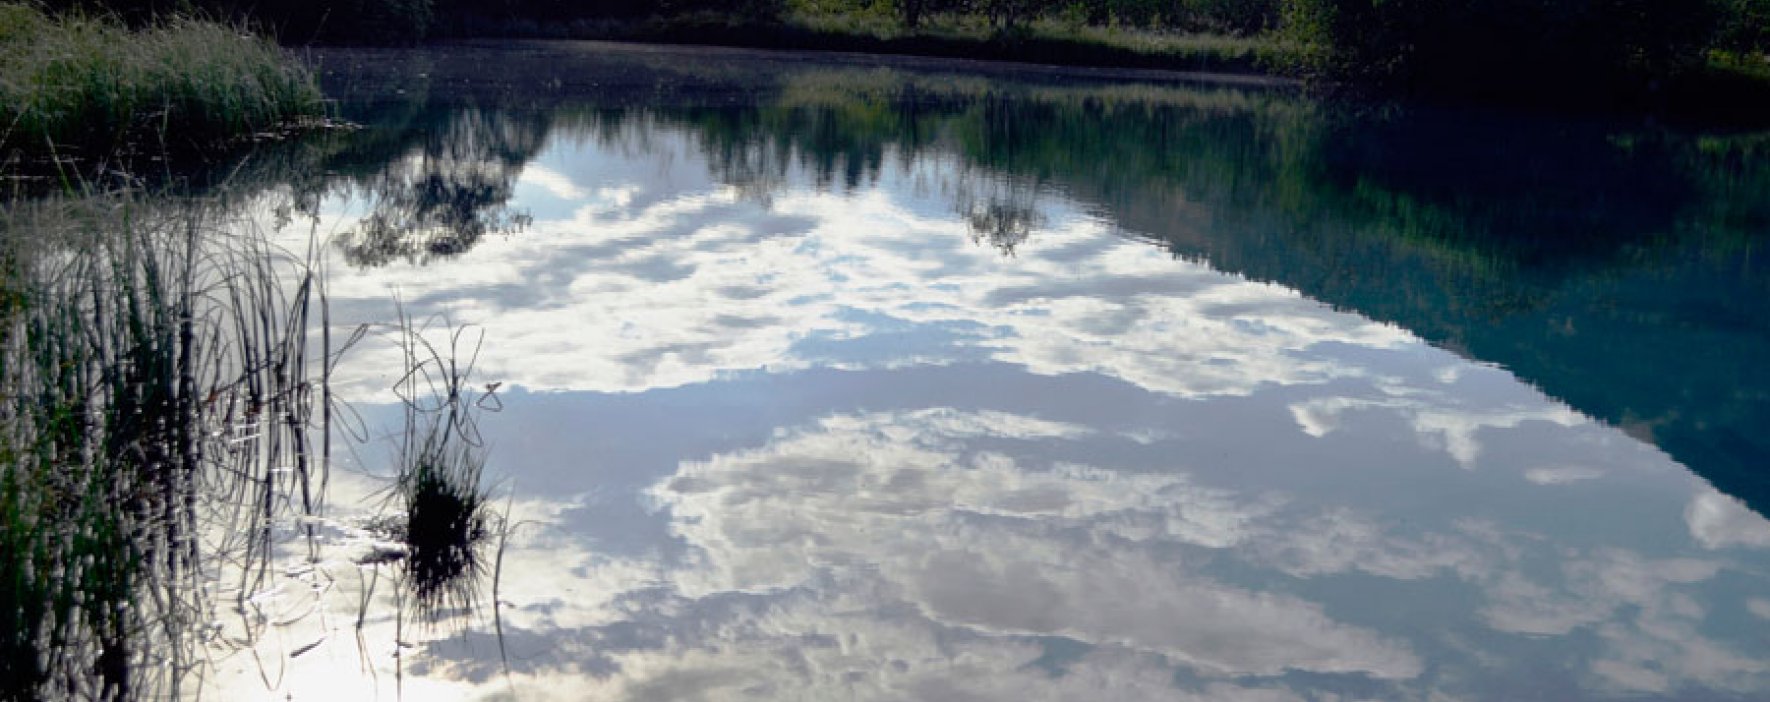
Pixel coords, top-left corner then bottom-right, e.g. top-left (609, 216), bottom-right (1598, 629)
top-left (260, 110), bottom-right (1770, 701)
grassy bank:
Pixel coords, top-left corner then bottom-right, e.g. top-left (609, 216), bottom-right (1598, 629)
top-left (16, 0), bottom-right (1770, 117)
top-left (0, 3), bottom-right (322, 162)
top-left (419, 5), bottom-right (1770, 118)
top-left (467, 10), bottom-right (1282, 75)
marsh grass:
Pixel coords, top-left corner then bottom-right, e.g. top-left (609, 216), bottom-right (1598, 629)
top-left (0, 3), bottom-right (323, 161)
top-left (0, 185), bottom-right (336, 700)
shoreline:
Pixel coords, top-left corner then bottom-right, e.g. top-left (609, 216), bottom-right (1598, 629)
top-left (375, 35), bottom-right (1770, 129)
top-left (387, 5), bottom-right (1770, 128)
top-left (420, 14), bottom-right (1281, 78)
top-left (442, 37), bottom-right (1303, 90)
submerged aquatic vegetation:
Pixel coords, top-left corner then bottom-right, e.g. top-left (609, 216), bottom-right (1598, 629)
top-left (0, 3), bottom-right (323, 160)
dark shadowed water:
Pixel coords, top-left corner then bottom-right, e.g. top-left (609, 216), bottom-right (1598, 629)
top-left (157, 40), bottom-right (1770, 699)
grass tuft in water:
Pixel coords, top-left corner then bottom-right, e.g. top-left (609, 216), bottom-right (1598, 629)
top-left (401, 435), bottom-right (490, 616)
top-left (386, 320), bottom-right (499, 624)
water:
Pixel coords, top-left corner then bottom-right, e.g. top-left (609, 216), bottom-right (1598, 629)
top-left (57, 41), bottom-right (1770, 699)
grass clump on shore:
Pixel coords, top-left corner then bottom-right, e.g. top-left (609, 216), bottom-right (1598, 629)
top-left (0, 3), bottom-right (323, 159)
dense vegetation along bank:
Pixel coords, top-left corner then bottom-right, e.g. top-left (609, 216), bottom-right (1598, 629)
top-left (0, 3), bottom-right (321, 162)
top-left (33, 0), bottom-right (1770, 113)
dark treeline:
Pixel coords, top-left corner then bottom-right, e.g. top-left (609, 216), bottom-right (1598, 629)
top-left (40, 0), bottom-right (788, 42)
top-left (33, 0), bottom-right (1768, 106)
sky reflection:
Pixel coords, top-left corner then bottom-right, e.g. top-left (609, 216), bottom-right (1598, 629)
top-left (245, 103), bottom-right (1770, 701)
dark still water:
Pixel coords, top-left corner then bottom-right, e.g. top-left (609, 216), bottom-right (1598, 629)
top-left (214, 41), bottom-right (1770, 699)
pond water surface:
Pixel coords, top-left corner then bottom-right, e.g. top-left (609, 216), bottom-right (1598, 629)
top-left (203, 41), bottom-right (1770, 700)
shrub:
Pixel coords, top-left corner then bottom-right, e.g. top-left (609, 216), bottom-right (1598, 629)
top-left (1717, 0), bottom-right (1770, 56)
top-left (1279, 0), bottom-right (1725, 97)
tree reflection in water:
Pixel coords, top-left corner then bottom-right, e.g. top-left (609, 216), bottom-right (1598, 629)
top-left (307, 61), bottom-right (1766, 518)
top-left (957, 177), bottom-right (1046, 256)
top-left (301, 58), bottom-right (1767, 519)
top-left (332, 109), bottom-right (546, 267)
top-left (8, 41), bottom-right (1757, 699)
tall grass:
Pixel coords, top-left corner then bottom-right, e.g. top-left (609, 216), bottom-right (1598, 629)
top-left (0, 3), bottom-right (323, 160)
top-left (0, 187), bottom-right (334, 700)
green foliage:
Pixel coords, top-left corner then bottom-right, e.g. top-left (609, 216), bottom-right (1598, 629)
top-left (339, 0), bottom-right (435, 43)
top-left (1716, 0), bottom-right (1770, 55)
top-left (25, 0), bottom-right (1765, 106)
top-left (38, 0), bottom-right (438, 42)
top-left (1277, 0), bottom-right (1727, 96)
top-left (0, 4), bottom-right (322, 156)
top-left (669, 0), bottom-right (788, 21)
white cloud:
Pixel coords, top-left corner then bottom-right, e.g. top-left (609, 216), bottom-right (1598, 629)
top-left (1288, 393), bottom-right (1585, 469)
top-left (1470, 544), bottom-right (1768, 694)
top-left (652, 408), bottom-right (1421, 680)
top-left (518, 162), bottom-right (588, 200)
top-left (1523, 465), bottom-right (1606, 485)
top-left (1254, 509), bottom-right (1495, 581)
top-left (287, 128), bottom-right (1412, 407)
top-left (220, 107), bottom-right (1770, 702)
top-left (1686, 487), bottom-right (1770, 549)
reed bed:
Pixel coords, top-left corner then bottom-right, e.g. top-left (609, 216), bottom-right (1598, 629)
top-left (0, 188), bottom-right (334, 700)
top-left (0, 183), bottom-right (508, 698)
